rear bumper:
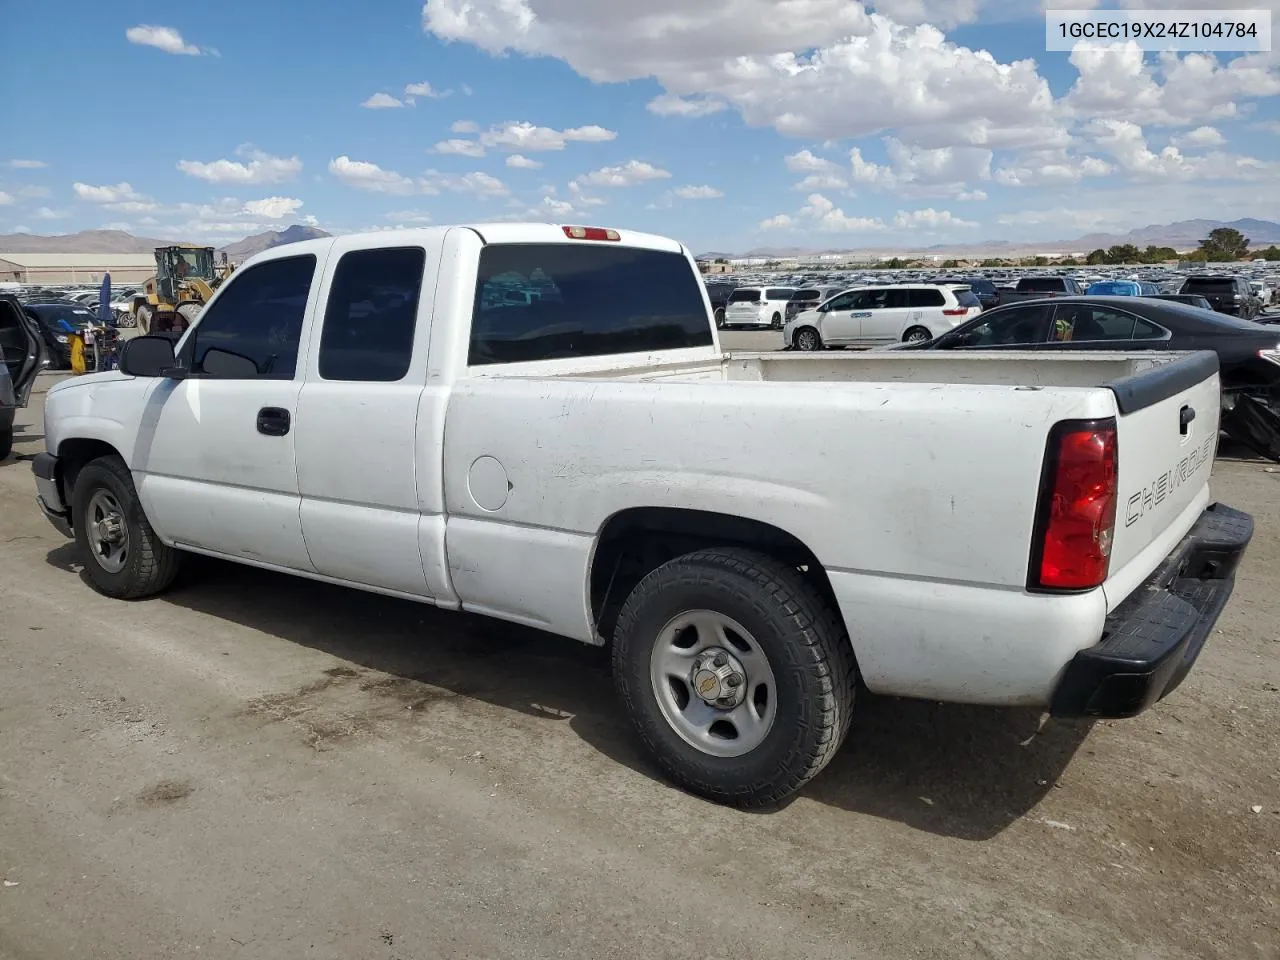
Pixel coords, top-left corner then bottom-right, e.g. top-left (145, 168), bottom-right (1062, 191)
top-left (1049, 502), bottom-right (1253, 718)
top-left (32, 451), bottom-right (72, 538)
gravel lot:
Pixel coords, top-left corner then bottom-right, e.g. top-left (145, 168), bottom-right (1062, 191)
top-left (1, 370), bottom-right (1277, 960)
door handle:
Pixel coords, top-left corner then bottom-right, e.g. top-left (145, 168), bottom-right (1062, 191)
top-left (1180, 405), bottom-right (1195, 436)
top-left (257, 407), bottom-right (291, 436)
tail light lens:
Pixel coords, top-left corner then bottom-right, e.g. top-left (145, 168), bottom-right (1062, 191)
top-left (1030, 419), bottom-right (1118, 591)
top-left (942, 308), bottom-right (969, 316)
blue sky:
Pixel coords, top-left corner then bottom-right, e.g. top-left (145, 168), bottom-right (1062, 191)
top-left (1, 0), bottom-right (1278, 252)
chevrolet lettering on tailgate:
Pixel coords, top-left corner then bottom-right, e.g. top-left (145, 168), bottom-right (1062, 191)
top-left (1124, 435), bottom-right (1215, 528)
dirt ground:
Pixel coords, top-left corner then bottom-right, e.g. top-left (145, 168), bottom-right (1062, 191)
top-left (0, 370), bottom-right (1277, 960)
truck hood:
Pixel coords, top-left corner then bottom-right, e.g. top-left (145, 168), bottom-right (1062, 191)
top-left (48, 370), bottom-right (131, 395)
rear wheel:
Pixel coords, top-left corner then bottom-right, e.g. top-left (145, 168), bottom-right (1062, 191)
top-left (176, 303), bottom-right (202, 331)
top-left (794, 327), bottom-right (822, 351)
top-left (714, 307), bottom-right (726, 329)
top-left (135, 304), bottom-right (153, 335)
top-left (771, 312), bottom-right (783, 330)
top-left (71, 455), bottom-right (181, 599)
top-left (612, 548), bottom-right (856, 807)
top-left (903, 325), bottom-right (932, 343)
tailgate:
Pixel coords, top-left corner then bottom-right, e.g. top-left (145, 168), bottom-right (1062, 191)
top-left (1105, 352), bottom-right (1220, 603)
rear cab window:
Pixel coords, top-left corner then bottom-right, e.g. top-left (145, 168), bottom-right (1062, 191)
top-left (728, 288), bottom-right (761, 303)
top-left (765, 288), bottom-right (795, 301)
top-left (470, 244), bottom-right (713, 366)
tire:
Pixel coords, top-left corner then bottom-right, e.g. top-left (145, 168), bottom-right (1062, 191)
top-left (0, 428), bottom-right (11, 462)
top-left (903, 325), bottom-right (932, 343)
top-left (135, 304), bottom-right (153, 336)
top-left (176, 303), bottom-right (202, 330)
top-left (612, 547), bottom-right (856, 807)
top-left (71, 455), bottom-right (181, 599)
top-left (714, 307), bottom-right (726, 329)
top-left (771, 312), bottom-right (783, 330)
top-left (794, 327), bottom-right (822, 351)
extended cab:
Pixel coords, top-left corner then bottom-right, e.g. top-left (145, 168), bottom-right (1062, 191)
top-left (999, 275), bottom-right (1085, 305)
top-left (33, 223), bottom-right (1253, 807)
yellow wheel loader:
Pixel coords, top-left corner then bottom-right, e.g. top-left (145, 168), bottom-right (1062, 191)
top-left (132, 245), bottom-right (234, 335)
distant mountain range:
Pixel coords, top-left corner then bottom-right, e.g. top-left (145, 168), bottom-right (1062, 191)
top-left (0, 224), bottom-right (332, 258)
top-left (697, 218), bottom-right (1280, 259)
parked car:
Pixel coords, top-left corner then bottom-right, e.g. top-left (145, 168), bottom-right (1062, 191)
top-left (1179, 275), bottom-right (1262, 320)
top-left (784, 283), bottom-right (982, 350)
top-left (785, 286), bottom-right (844, 322)
top-left (23, 300), bottom-right (97, 370)
top-left (34, 224), bottom-right (1251, 807)
top-left (1250, 279), bottom-right (1274, 307)
top-left (722, 286), bottom-right (796, 329)
top-left (0, 294), bottom-right (48, 460)
top-left (998, 275), bottom-right (1085, 306)
top-left (960, 277), bottom-right (1000, 310)
top-left (704, 280), bottom-right (735, 329)
top-left (1084, 279), bottom-right (1162, 296)
top-left (1151, 294), bottom-right (1214, 310)
top-left (895, 295), bottom-right (1280, 461)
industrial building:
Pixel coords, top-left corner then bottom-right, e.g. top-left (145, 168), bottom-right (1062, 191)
top-left (0, 252), bottom-right (156, 284)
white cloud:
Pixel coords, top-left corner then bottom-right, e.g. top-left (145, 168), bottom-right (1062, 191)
top-left (505, 154), bottom-right (543, 169)
top-left (0, 191), bottom-right (13, 206)
top-left (15, 185), bottom-right (50, 199)
top-left (8, 159), bottom-right (46, 169)
top-left (574, 160), bottom-right (671, 188)
top-left (72, 181), bottom-right (147, 203)
top-left (672, 185), bottom-right (724, 199)
top-left (849, 148), bottom-right (896, 187)
top-left (798, 193), bottom-right (886, 232)
top-left (448, 171), bottom-right (509, 197)
top-left (892, 207), bottom-right (977, 229)
top-left (362, 92), bottom-right (407, 109)
top-left (1171, 125), bottom-right (1225, 148)
top-left (795, 174), bottom-right (850, 190)
top-left (956, 189), bottom-right (987, 200)
top-left (125, 24), bottom-right (206, 56)
top-left (434, 138), bottom-right (486, 157)
top-left (647, 93), bottom-right (728, 117)
top-left (847, 139), bottom-right (992, 196)
top-left (993, 150), bottom-right (1113, 186)
top-left (329, 156), bottom-right (424, 195)
top-left (478, 120), bottom-right (617, 152)
top-left (385, 210), bottom-right (434, 224)
top-left (242, 196), bottom-right (304, 219)
top-left (870, 0), bottom-right (982, 28)
top-left (33, 206), bottom-right (67, 219)
top-left (405, 81), bottom-right (450, 98)
top-left (785, 150), bottom-right (841, 175)
top-left (422, 3), bottom-right (1066, 150)
top-left (758, 213), bottom-right (795, 230)
top-left (537, 196), bottom-right (576, 216)
top-left (567, 182), bottom-right (608, 206)
top-left (1249, 120), bottom-right (1280, 134)
top-left (106, 200), bottom-right (160, 214)
top-left (451, 120), bottom-right (480, 133)
top-left (177, 147), bottom-right (302, 184)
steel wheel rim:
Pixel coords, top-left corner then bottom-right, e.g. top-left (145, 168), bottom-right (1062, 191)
top-left (86, 489), bottom-right (129, 574)
top-left (649, 610), bottom-right (778, 758)
top-left (797, 330), bottom-right (818, 350)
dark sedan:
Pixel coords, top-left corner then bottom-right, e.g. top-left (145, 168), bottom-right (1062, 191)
top-left (23, 301), bottom-right (97, 369)
top-left (899, 296), bottom-right (1280, 460)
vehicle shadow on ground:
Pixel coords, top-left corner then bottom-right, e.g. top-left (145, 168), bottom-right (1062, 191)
top-left (44, 544), bottom-right (1090, 841)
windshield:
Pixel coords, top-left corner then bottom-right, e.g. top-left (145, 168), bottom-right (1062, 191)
top-left (1182, 278), bottom-right (1237, 294)
top-left (164, 247), bottom-right (215, 280)
top-left (1086, 281), bottom-right (1139, 296)
top-left (470, 243), bottom-right (713, 365)
top-left (29, 303), bottom-right (95, 328)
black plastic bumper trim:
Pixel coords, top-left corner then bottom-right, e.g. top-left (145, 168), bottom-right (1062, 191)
top-left (1050, 502), bottom-right (1253, 718)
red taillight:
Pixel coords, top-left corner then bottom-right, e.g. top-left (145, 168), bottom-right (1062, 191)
top-left (562, 225), bottom-right (620, 241)
top-left (1031, 420), bottom-right (1118, 591)
top-left (942, 308), bottom-right (968, 316)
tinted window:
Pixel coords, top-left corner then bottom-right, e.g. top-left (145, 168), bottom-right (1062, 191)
top-left (1181, 278), bottom-right (1236, 295)
top-left (850, 289), bottom-right (891, 310)
top-left (1132, 318), bottom-right (1167, 340)
top-left (1019, 277), bottom-right (1066, 292)
top-left (955, 290), bottom-right (981, 308)
top-left (189, 255), bottom-right (316, 379)
top-left (951, 304), bottom-right (1053, 346)
top-left (29, 303), bottom-right (95, 328)
top-left (319, 247), bottom-right (425, 382)
top-left (885, 288), bottom-right (911, 309)
top-left (823, 291), bottom-right (860, 311)
top-left (965, 279), bottom-right (996, 295)
top-left (1051, 305), bottom-right (1138, 341)
top-left (792, 290), bottom-right (822, 303)
top-left (908, 289), bottom-right (946, 308)
top-left (765, 288), bottom-right (795, 301)
top-left (729, 288), bottom-right (761, 303)
top-left (470, 244), bottom-right (713, 365)
top-left (1086, 281), bottom-right (1139, 296)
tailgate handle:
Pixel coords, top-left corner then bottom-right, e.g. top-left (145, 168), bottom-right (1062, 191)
top-left (1180, 404), bottom-right (1195, 436)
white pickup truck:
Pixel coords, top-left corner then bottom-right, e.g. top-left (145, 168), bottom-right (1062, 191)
top-left (33, 223), bottom-right (1253, 807)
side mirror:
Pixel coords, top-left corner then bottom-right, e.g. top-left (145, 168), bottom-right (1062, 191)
top-left (118, 335), bottom-right (176, 377)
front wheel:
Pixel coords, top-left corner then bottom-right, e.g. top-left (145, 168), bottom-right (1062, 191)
top-left (903, 325), bottom-right (932, 344)
top-left (612, 548), bottom-right (856, 807)
top-left (794, 326), bottom-right (822, 351)
top-left (71, 455), bottom-right (181, 599)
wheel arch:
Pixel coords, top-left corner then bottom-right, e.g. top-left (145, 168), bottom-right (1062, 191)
top-left (588, 506), bottom-right (843, 642)
top-left (55, 437), bottom-right (126, 525)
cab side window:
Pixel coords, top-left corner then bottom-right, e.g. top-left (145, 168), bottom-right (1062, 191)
top-left (319, 247), bottom-right (425, 382)
top-left (189, 255), bottom-right (316, 380)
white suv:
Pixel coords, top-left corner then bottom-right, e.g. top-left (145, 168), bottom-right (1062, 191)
top-left (723, 286), bottom-right (796, 329)
top-left (784, 284), bottom-right (982, 350)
